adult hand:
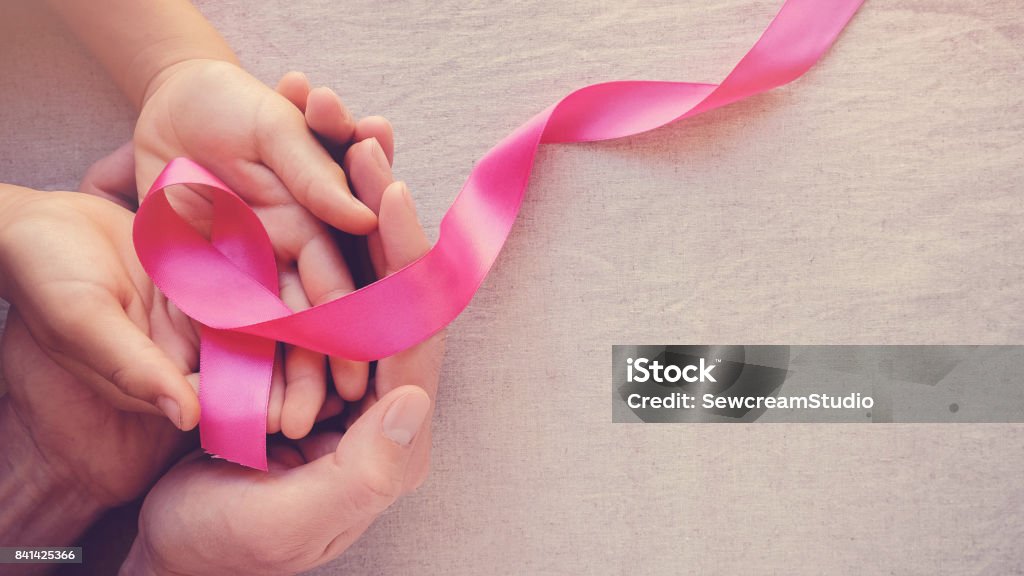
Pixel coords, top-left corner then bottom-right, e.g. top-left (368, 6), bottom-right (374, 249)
top-left (124, 178), bottom-right (443, 576)
top-left (0, 190), bottom-right (196, 550)
top-left (1, 309), bottom-right (191, 509)
top-left (0, 187), bottom-right (201, 427)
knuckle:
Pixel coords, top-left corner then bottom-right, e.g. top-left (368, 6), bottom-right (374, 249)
top-left (285, 371), bottom-right (322, 393)
top-left (34, 322), bottom-right (71, 357)
top-left (348, 467), bottom-right (403, 514)
top-left (33, 289), bottom-right (104, 353)
top-left (108, 390), bottom-right (144, 412)
top-left (244, 535), bottom-right (311, 569)
top-left (109, 341), bottom-right (161, 394)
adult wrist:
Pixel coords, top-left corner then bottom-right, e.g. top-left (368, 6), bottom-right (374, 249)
top-left (0, 398), bottom-right (106, 548)
top-left (0, 184), bottom-right (37, 301)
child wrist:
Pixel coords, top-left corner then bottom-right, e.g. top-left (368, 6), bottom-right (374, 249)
top-left (137, 55), bottom-right (239, 109)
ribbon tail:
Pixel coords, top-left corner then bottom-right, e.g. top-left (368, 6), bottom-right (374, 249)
top-left (199, 327), bottom-right (275, 471)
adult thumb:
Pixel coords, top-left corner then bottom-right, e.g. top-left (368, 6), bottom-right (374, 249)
top-left (290, 385), bottom-right (431, 530)
top-left (334, 385), bottom-right (431, 517)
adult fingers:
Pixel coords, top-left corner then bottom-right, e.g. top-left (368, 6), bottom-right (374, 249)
top-left (40, 291), bottom-right (199, 430)
top-left (343, 138), bottom-right (394, 280)
top-left (353, 116), bottom-right (394, 166)
top-left (374, 181), bottom-right (441, 490)
top-left (372, 331), bottom-right (445, 492)
top-left (378, 181), bottom-right (431, 275)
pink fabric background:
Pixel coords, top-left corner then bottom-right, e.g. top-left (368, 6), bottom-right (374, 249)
top-left (1, 1), bottom-right (1022, 573)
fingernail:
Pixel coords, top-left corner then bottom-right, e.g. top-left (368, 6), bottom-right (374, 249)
top-left (381, 391), bottom-right (431, 446)
top-left (323, 87), bottom-right (352, 122)
top-left (396, 181), bottom-right (414, 209)
top-left (156, 396), bottom-right (182, 430)
top-left (368, 138), bottom-right (391, 173)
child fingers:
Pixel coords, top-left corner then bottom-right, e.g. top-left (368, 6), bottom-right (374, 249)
top-left (328, 356), bottom-right (370, 404)
top-left (267, 345), bottom-right (286, 434)
top-left (279, 268), bottom-right (329, 440)
top-left (275, 73), bottom-right (393, 164)
top-left (344, 138), bottom-right (394, 215)
top-left (300, 136), bottom-right (398, 403)
top-left (271, 78), bottom-right (393, 407)
top-left (295, 231), bottom-right (356, 311)
top-left (305, 86), bottom-right (356, 145)
top-left (239, 163), bottom-right (360, 303)
top-left (315, 391), bottom-right (345, 423)
top-left (256, 97), bottom-right (376, 234)
top-left (275, 71), bottom-right (311, 112)
top-left (294, 233), bottom-right (370, 403)
top-left (282, 345), bottom-right (329, 440)
top-left (226, 158), bottom-right (368, 410)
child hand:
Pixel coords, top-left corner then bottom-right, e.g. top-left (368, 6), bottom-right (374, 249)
top-left (135, 64), bottom-right (374, 416)
top-left (136, 59), bottom-right (377, 230)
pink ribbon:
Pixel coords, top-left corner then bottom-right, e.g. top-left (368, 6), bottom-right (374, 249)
top-left (134, 0), bottom-right (864, 469)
